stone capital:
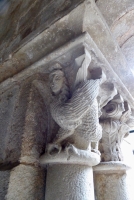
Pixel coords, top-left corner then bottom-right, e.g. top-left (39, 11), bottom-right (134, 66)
top-left (99, 95), bottom-right (134, 162)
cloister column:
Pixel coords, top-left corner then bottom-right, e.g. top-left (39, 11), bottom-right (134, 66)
top-left (5, 81), bottom-right (47, 200)
top-left (39, 60), bottom-right (102, 200)
top-left (40, 152), bottom-right (100, 200)
top-left (93, 95), bottom-right (134, 200)
top-left (94, 162), bottom-right (132, 200)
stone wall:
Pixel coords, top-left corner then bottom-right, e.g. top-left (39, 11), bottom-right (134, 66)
top-left (0, 65), bottom-right (61, 198)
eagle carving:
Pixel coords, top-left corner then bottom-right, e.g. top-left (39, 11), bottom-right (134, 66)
top-left (48, 61), bottom-right (102, 155)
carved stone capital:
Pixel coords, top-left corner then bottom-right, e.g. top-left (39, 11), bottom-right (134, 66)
top-left (40, 144), bottom-right (100, 167)
top-left (99, 94), bottom-right (134, 162)
top-left (49, 63), bottom-right (102, 150)
top-left (97, 81), bottom-right (117, 117)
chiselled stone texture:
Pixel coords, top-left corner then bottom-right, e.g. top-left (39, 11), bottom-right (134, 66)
top-left (0, 0), bottom-right (84, 62)
top-left (100, 94), bottom-right (134, 161)
top-left (0, 86), bottom-right (19, 163)
top-left (111, 9), bottom-right (134, 47)
top-left (0, 75), bottom-right (49, 199)
top-left (94, 162), bottom-right (134, 200)
top-left (50, 78), bottom-right (101, 149)
top-left (40, 60), bottom-right (101, 200)
top-left (0, 0), bottom-right (85, 83)
top-left (0, 75), bottom-right (48, 167)
top-left (96, 0), bottom-right (134, 96)
top-left (0, 1), bottom-right (134, 200)
top-left (0, 171), bottom-right (10, 200)
top-left (0, 78), bottom-right (35, 166)
top-left (0, 0), bottom-right (134, 104)
top-left (40, 146), bottom-right (100, 166)
top-left (20, 80), bottom-right (48, 165)
top-left (84, 0), bottom-right (134, 98)
top-left (97, 81), bottom-right (117, 111)
top-left (96, 0), bottom-right (134, 28)
top-left (94, 172), bottom-right (132, 200)
top-left (47, 62), bottom-right (102, 159)
top-left (5, 164), bottom-right (45, 200)
top-left (46, 164), bottom-right (94, 200)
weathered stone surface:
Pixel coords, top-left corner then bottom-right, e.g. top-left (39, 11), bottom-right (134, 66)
top-left (94, 162), bottom-right (133, 200)
top-left (111, 10), bottom-right (134, 47)
top-left (0, 78), bottom-right (32, 165)
top-left (5, 164), bottom-right (45, 200)
top-left (0, 3), bottom-right (84, 83)
top-left (40, 145), bottom-right (100, 166)
top-left (122, 36), bottom-right (134, 73)
top-left (0, 0), bottom-right (134, 103)
top-left (83, 0), bottom-right (134, 97)
top-left (96, 0), bottom-right (134, 27)
top-left (46, 165), bottom-right (95, 200)
top-left (0, 74), bottom-right (49, 166)
top-left (47, 62), bottom-right (101, 152)
top-left (96, 0), bottom-right (134, 85)
top-left (94, 172), bottom-right (132, 200)
top-left (0, 0), bottom-right (84, 62)
top-left (100, 95), bottom-right (134, 162)
top-left (0, 1), bottom-right (134, 200)
top-left (20, 80), bottom-right (48, 165)
top-left (94, 162), bottom-right (131, 173)
top-left (0, 171), bottom-right (10, 200)
top-left (0, 31), bottom-right (134, 169)
top-left (1, 32), bottom-right (134, 109)
top-left (0, 85), bottom-right (19, 163)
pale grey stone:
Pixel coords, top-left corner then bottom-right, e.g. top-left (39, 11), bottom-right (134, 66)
top-left (46, 165), bottom-right (95, 200)
top-left (94, 162), bottom-right (133, 200)
top-left (5, 165), bottom-right (45, 200)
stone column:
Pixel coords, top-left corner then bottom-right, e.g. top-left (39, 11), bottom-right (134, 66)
top-left (94, 162), bottom-right (132, 200)
top-left (40, 148), bottom-right (100, 200)
top-left (93, 94), bottom-right (134, 200)
top-left (5, 82), bottom-right (47, 200)
top-left (46, 165), bottom-right (93, 200)
top-left (5, 164), bottom-right (45, 200)
top-left (39, 62), bottom-right (102, 200)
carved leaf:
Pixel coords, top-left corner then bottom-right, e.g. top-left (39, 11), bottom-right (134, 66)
top-left (101, 120), bottom-right (119, 161)
top-left (120, 110), bottom-right (131, 123)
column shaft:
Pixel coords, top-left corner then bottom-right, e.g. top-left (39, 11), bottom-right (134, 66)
top-left (45, 164), bottom-right (95, 200)
top-left (94, 162), bottom-right (133, 200)
top-left (5, 164), bottom-right (45, 200)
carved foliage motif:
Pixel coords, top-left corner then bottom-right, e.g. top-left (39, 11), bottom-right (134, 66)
top-left (100, 94), bottom-right (134, 161)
